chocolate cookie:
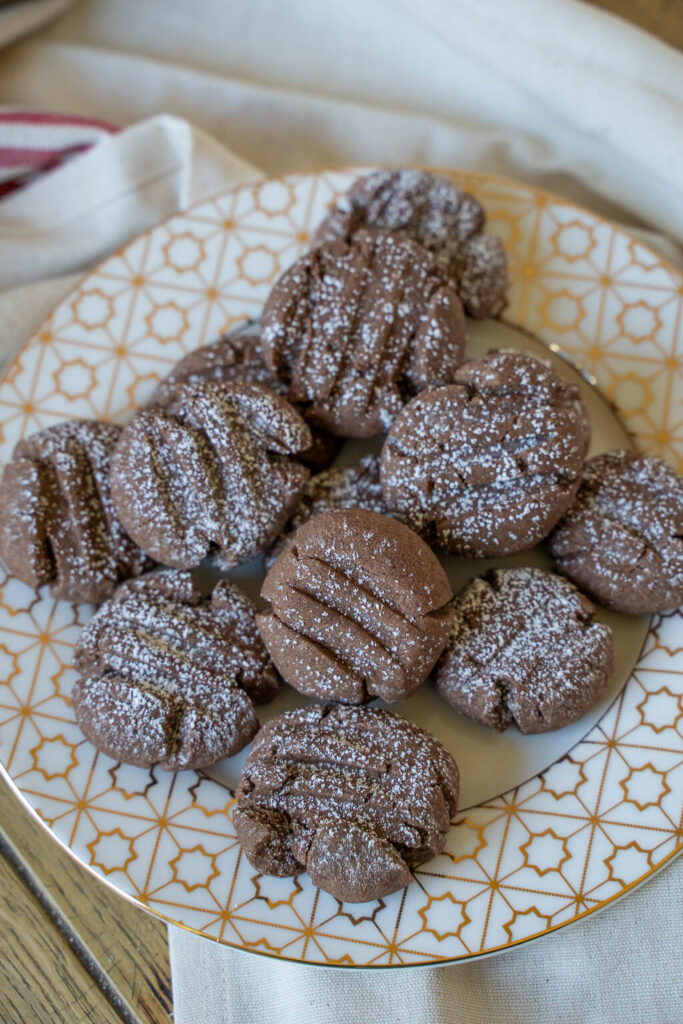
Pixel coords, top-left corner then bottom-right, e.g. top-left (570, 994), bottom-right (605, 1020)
top-left (150, 329), bottom-right (274, 408)
top-left (257, 507), bottom-right (452, 704)
top-left (548, 450), bottom-right (683, 613)
top-left (72, 569), bottom-right (279, 769)
top-left (264, 454), bottom-right (398, 570)
top-left (435, 568), bottom-right (613, 733)
top-left (150, 329), bottom-right (340, 472)
top-left (260, 229), bottom-right (466, 438)
top-left (0, 419), bottom-right (150, 603)
top-left (111, 380), bottom-right (311, 570)
top-left (380, 349), bottom-right (590, 557)
top-left (233, 704), bottom-right (459, 902)
top-left (313, 169), bottom-right (508, 318)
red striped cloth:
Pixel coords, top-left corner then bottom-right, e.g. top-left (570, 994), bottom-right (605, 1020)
top-left (0, 109), bottom-right (118, 197)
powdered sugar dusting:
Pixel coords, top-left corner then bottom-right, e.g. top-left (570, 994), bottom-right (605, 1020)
top-left (456, 233), bottom-right (508, 319)
top-left (72, 569), bottom-right (279, 770)
top-left (150, 330), bottom-right (284, 408)
top-left (0, 419), bottom-right (151, 602)
top-left (261, 229), bottom-right (466, 438)
top-left (265, 454), bottom-right (404, 569)
top-left (313, 169), bottom-right (508, 318)
top-left (380, 349), bottom-right (590, 557)
top-left (436, 567), bottom-right (613, 734)
top-left (148, 328), bottom-right (340, 472)
top-left (549, 450), bottom-right (683, 613)
top-left (233, 703), bottom-right (459, 902)
top-left (110, 380), bottom-right (311, 569)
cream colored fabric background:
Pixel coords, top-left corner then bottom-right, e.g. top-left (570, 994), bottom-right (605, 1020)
top-left (0, 2), bottom-right (681, 1021)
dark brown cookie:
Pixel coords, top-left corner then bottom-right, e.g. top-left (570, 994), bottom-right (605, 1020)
top-left (257, 507), bottom-right (452, 704)
top-left (260, 229), bottom-right (466, 438)
top-left (150, 329), bottom-right (340, 472)
top-left (0, 419), bottom-right (151, 603)
top-left (548, 450), bottom-right (683, 613)
top-left (435, 567), bottom-right (613, 734)
top-left (380, 349), bottom-right (590, 557)
top-left (111, 380), bottom-right (311, 570)
top-left (264, 454), bottom-right (399, 570)
top-left (72, 569), bottom-right (279, 769)
top-left (455, 232), bottom-right (509, 320)
top-left (233, 704), bottom-right (459, 902)
top-left (313, 169), bottom-right (508, 318)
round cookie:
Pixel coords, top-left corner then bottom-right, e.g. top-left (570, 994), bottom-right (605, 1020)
top-left (260, 229), bottom-right (466, 438)
top-left (435, 567), bottom-right (613, 734)
top-left (150, 329), bottom-right (340, 472)
top-left (0, 419), bottom-right (151, 603)
top-left (111, 380), bottom-right (311, 570)
top-left (72, 569), bottom-right (279, 769)
top-left (150, 328), bottom-right (274, 408)
top-left (313, 169), bottom-right (508, 318)
top-left (456, 232), bottom-right (508, 320)
top-left (548, 450), bottom-right (683, 613)
top-left (257, 507), bottom-right (453, 704)
top-left (264, 454), bottom-right (399, 570)
top-left (233, 704), bottom-right (459, 902)
top-left (380, 349), bottom-right (590, 557)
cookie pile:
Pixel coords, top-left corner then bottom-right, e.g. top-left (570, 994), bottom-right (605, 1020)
top-left (2, 169), bottom-right (682, 903)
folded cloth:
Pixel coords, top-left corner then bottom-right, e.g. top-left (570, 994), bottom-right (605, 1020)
top-left (0, 107), bottom-right (117, 195)
top-left (0, 2), bottom-right (681, 1024)
top-left (0, 113), bottom-right (258, 290)
top-left (395, 0), bottom-right (683, 244)
top-left (0, 0), bottom-right (682, 243)
top-left (0, 0), bottom-right (70, 50)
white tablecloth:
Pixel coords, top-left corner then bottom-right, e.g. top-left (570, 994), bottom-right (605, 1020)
top-left (1, 2), bottom-right (681, 1022)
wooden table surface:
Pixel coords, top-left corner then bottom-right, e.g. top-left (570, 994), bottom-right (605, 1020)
top-left (1, 3), bottom-right (681, 1023)
top-left (0, 781), bottom-right (172, 1023)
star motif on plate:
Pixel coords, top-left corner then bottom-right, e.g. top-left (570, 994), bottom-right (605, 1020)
top-left (418, 892), bottom-right (471, 942)
top-left (620, 764), bottom-right (671, 810)
top-left (169, 845), bottom-right (220, 892)
top-left (87, 828), bottom-right (138, 875)
top-left (29, 734), bottom-right (79, 780)
top-left (520, 830), bottom-right (571, 876)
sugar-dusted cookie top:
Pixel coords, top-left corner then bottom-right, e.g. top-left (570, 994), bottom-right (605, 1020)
top-left (111, 380), bottom-right (311, 569)
top-left (313, 169), bottom-right (508, 318)
top-left (435, 567), bottom-right (613, 733)
top-left (0, 419), bottom-right (151, 603)
top-left (233, 704), bottom-right (459, 902)
top-left (261, 229), bottom-right (466, 438)
top-left (264, 454), bottom-right (401, 570)
top-left (150, 329), bottom-right (340, 472)
top-left (549, 450), bottom-right (683, 614)
top-left (380, 349), bottom-right (590, 557)
top-left (72, 569), bottom-right (279, 770)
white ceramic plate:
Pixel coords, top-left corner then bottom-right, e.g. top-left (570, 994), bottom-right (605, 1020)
top-left (0, 168), bottom-right (681, 967)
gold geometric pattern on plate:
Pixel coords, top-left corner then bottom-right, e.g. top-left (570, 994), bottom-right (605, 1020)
top-left (0, 168), bottom-right (681, 967)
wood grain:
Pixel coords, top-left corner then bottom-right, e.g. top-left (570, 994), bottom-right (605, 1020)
top-left (0, 849), bottom-right (121, 1024)
top-left (0, 779), bottom-right (172, 1024)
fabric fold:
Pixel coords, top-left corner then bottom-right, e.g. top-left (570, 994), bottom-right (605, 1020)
top-left (0, 114), bottom-right (258, 288)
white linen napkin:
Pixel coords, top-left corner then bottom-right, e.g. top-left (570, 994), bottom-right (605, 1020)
top-left (168, 858), bottom-right (683, 1024)
top-left (0, 113), bottom-right (258, 290)
top-left (0, 2), bottom-right (681, 1022)
top-left (1, 0), bottom-right (682, 246)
